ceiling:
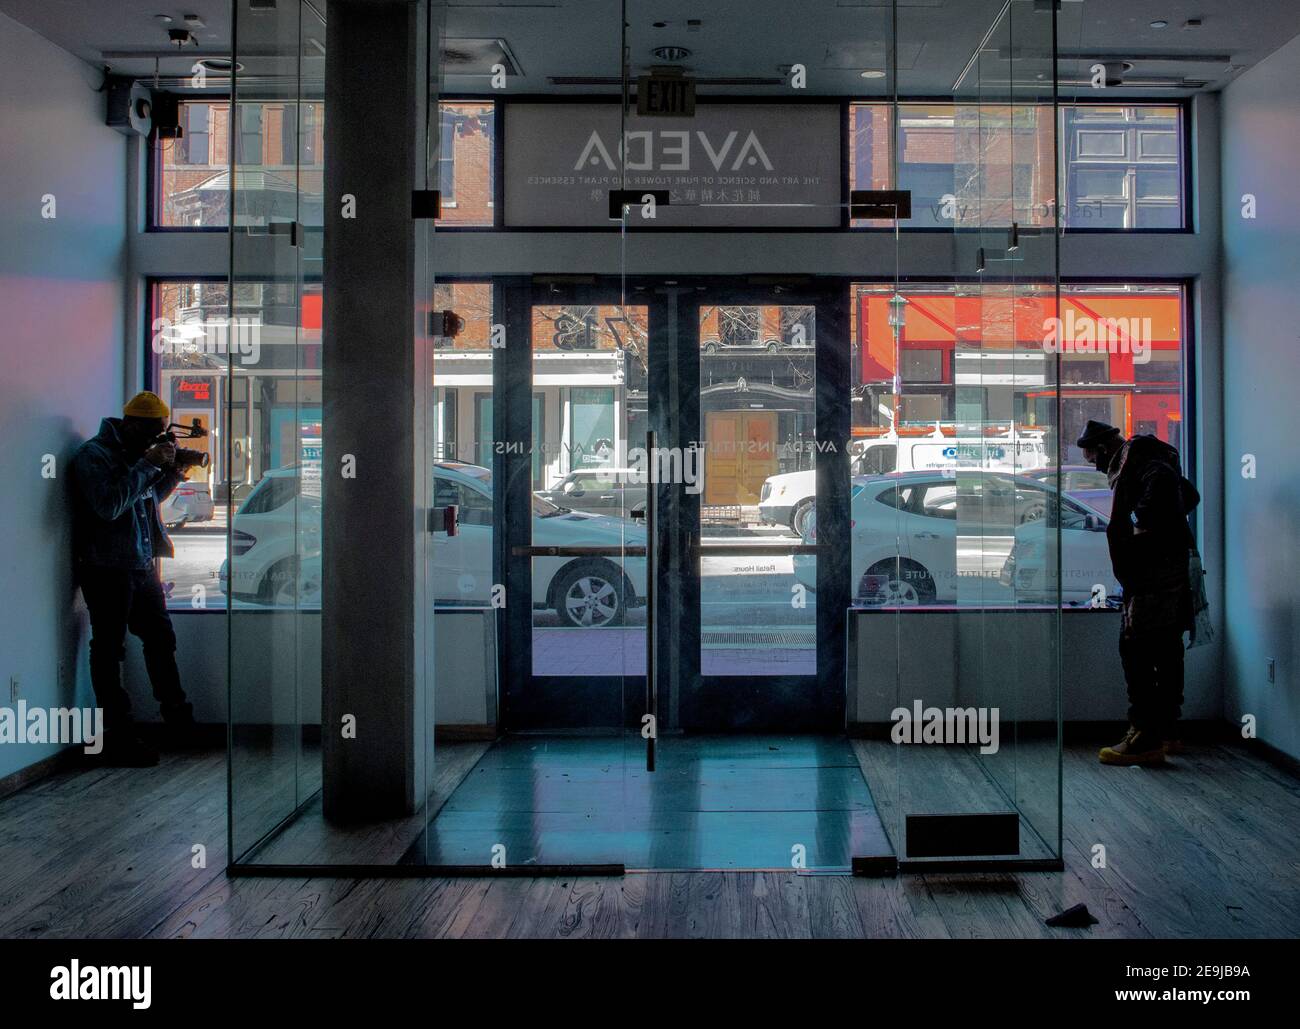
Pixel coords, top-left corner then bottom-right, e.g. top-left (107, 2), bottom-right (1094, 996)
top-left (1, 0), bottom-right (1298, 97)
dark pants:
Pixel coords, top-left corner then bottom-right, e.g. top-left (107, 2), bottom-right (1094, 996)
top-left (1119, 629), bottom-right (1185, 737)
top-left (80, 565), bottom-right (188, 731)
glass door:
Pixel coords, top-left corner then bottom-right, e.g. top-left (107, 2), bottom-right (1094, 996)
top-left (608, 0), bottom-right (888, 872)
top-left (679, 285), bottom-right (847, 730)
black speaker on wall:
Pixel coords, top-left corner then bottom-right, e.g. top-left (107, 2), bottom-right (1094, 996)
top-left (104, 75), bottom-right (152, 138)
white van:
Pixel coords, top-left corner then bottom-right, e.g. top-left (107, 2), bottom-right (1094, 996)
top-left (758, 427), bottom-right (1051, 535)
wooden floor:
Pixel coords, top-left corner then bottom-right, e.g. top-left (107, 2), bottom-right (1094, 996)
top-left (1, 739), bottom-right (1298, 938)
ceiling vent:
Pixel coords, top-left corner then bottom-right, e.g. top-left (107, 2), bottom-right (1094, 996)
top-left (440, 38), bottom-right (523, 78)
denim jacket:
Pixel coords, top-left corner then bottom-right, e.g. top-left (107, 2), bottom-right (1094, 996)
top-left (71, 418), bottom-right (183, 572)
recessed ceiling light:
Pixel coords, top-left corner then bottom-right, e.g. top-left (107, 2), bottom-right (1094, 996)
top-left (651, 45), bottom-right (691, 61)
top-left (1150, 20), bottom-right (1168, 29)
top-left (196, 57), bottom-right (243, 73)
top-left (860, 70), bottom-right (886, 79)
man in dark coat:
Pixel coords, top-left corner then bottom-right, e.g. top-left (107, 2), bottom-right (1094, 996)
top-left (70, 391), bottom-right (198, 766)
top-left (1077, 420), bottom-right (1199, 766)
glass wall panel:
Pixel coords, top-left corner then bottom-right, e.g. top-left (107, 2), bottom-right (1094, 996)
top-left (227, 0), bottom-right (328, 865)
top-left (851, 0), bottom-right (1063, 868)
top-left (412, 0), bottom-right (631, 871)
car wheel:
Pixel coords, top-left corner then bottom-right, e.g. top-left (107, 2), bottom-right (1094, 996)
top-left (859, 559), bottom-right (936, 607)
top-left (553, 560), bottom-right (627, 628)
top-left (258, 556), bottom-right (300, 606)
top-left (1019, 503), bottom-right (1046, 524)
top-left (791, 500), bottom-right (813, 538)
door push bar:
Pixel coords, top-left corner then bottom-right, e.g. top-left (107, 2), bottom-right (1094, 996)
top-left (428, 505), bottom-right (458, 535)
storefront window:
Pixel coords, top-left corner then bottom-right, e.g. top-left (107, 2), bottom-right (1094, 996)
top-left (849, 282), bottom-right (1187, 608)
top-left (849, 101), bottom-right (1185, 230)
top-left (155, 99), bottom-right (493, 228)
top-left (149, 278), bottom-right (321, 608)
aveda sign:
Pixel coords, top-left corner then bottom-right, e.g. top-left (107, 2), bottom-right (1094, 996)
top-left (505, 103), bottom-right (840, 227)
top-left (574, 129), bottom-right (776, 173)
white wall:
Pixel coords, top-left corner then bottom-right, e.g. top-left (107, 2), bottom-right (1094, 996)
top-left (0, 11), bottom-right (128, 778)
top-left (1221, 33), bottom-right (1300, 760)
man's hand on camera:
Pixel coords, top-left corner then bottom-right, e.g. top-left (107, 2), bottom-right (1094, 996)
top-left (144, 440), bottom-right (176, 468)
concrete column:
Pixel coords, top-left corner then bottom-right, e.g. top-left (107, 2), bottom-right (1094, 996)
top-left (321, 0), bottom-right (420, 820)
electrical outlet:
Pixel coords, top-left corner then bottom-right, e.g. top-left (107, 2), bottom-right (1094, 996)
top-left (8, 675), bottom-right (19, 702)
top-left (1267, 658), bottom-right (1276, 684)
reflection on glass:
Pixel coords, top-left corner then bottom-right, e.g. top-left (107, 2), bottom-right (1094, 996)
top-left (847, 282), bottom-right (1184, 609)
top-left (847, 101), bottom-right (1184, 230)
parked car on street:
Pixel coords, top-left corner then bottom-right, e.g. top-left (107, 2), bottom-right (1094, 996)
top-left (701, 335), bottom-right (785, 354)
top-left (1023, 464), bottom-right (1114, 517)
top-left (160, 479), bottom-right (215, 527)
top-left (535, 467), bottom-right (648, 516)
top-left (793, 471), bottom-right (1117, 606)
top-left (759, 427), bottom-right (1051, 536)
top-left (219, 463), bottom-right (648, 628)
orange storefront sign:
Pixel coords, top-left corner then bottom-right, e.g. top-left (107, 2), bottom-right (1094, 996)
top-left (859, 291), bottom-right (1183, 382)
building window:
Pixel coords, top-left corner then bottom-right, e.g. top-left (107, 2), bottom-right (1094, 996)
top-left (1061, 104), bottom-right (1184, 229)
top-left (849, 101), bottom-right (1186, 230)
top-left (435, 101), bottom-right (495, 227)
top-left (183, 103), bottom-right (210, 165)
top-left (850, 282), bottom-right (1188, 608)
top-left (155, 99), bottom-right (327, 228)
top-left (237, 104), bottom-right (263, 165)
top-left (149, 278), bottom-right (323, 609)
top-left (438, 108), bottom-right (457, 205)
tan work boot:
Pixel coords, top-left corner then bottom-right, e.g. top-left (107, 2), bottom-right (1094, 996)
top-left (1099, 727), bottom-right (1166, 766)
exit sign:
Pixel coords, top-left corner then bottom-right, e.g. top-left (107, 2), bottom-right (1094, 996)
top-left (636, 74), bottom-right (695, 117)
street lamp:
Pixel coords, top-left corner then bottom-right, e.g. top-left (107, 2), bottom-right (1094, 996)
top-left (887, 292), bottom-right (908, 424)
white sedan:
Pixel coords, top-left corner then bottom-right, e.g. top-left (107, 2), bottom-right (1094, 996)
top-left (219, 462), bottom-right (648, 628)
top-left (794, 471), bottom-right (1118, 606)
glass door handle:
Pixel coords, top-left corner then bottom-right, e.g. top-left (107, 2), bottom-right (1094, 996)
top-left (690, 543), bottom-right (821, 557)
top-left (644, 430), bottom-right (656, 773)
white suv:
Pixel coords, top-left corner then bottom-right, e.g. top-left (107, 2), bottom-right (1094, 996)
top-left (793, 471), bottom-right (1116, 606)
top-left (759, 430), bottom-right (1050, 536)
top-left (219, 462), bottom-right (648, 628)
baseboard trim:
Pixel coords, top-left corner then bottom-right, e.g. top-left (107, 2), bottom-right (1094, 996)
top-left (435, 724), bottom-right (498, 742)
top-left (1244, 737), bottom-right (1300, 779)
top-left (0, 746), bottom-right (85, 802)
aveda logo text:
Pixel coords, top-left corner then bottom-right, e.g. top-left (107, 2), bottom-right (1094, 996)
top-left (50, 961), bottom-right (151, 1009)
top-left (575, 129), bottom-right (775, 173)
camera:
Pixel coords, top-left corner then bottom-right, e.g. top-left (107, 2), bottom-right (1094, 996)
top-left (154, 418), bottom-right (210, 470)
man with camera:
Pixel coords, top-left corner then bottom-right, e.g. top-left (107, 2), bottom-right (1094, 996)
top-left (70, 391), bottom-right (201, 766)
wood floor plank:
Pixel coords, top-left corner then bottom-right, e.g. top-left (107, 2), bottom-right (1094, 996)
top-left (2, 740), bottom-right (1297, 939)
